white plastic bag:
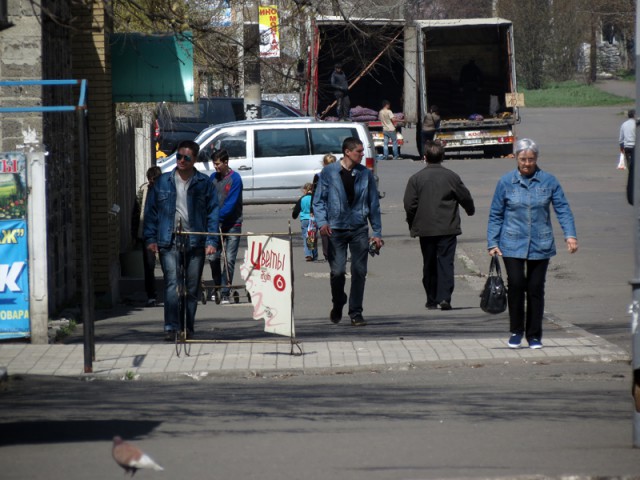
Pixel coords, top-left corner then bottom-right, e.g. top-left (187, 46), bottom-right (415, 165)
top-left (618, 152), bottom-right (627, 170)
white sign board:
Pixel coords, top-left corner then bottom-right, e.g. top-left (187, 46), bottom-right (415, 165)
top-left (240, 235), bottom-right (294, 337)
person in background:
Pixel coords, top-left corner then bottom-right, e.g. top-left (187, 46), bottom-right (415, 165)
top-left (331, 63), bottom-right (350, 121)
top-left (292, 182), bottom-right (317, 262)
top-left (144, 140), bottom-right (219, 341)
top-left (313, 137), bottom-right (383, 327)
top-left (459, 59), bottom-right (483, 113)
top-left (421, 105), bottom-right (440, 150)
top-left (619, 108), bottom-right (636, 205)
top-left (487, 138), bottom-right (578, 350)
top-left (209, 149), bottom-right (243, 305)
top-left (132, 166), bottom-right (162, 307)
top-left (403, 141), bottom-right (475, 311)
top-left (379, 99), bottom-right (400, 160)
top-left (312, 153), bottom-right (337, 261)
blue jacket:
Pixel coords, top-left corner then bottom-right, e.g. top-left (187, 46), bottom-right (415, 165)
top-left (487, 168), bottom-right (576, 260)
top-left (210, 169), bottom-right (243, 229)
top-left (144, 170), bottom-right (219, 249)
top-left (312, 161), bottom-right (382, 238)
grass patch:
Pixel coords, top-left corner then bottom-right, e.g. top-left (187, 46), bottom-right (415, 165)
top-left (522, 80), bottom-right (633, 107)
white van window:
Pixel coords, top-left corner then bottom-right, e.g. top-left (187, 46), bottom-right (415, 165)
top-left (255, 129), bottom-right (308, 157)
top-left (198, 130), bottom-right (247, 162)
top-left (309, 127), bottom-right (360, 154)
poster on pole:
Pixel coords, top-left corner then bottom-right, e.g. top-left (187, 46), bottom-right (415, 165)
top-left (240, 235), bottom-right (294, 337)
top-left (258, 5), bottom-right (280, 58)
top-left (0, 152), bottom-right (30, 339)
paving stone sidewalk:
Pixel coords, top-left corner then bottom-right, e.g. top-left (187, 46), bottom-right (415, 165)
top-left (0, 325), bottom-right (627, 379)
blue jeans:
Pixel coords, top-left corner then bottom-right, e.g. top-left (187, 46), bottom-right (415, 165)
top-left (301, 219), bottom-right (318, 260)
top-left (209, 225), bottom-right (242, 296)
top-left (383, 130), bottom-right (399, 159)
top-left (159, 241), bottom-right (205, 333)
top-left (327, 225), bottom-right (369, 319)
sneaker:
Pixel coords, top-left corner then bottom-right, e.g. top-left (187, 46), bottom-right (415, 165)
top-left (330, 305), bottom-right (343, 324)
top-left (528, 338), bottom-right (543, 349)
top-left (425, 302), bottom-right (438, 310)
top-left (164, 331), bottom-right (175, 342)
top-left (439, 300), bottom-right (452, 311)
top-left (351, 315), bottom-right (367, 326)
top-left (186, 330), bottom-right (194, 340)
top-left (211, 293), bottom-right (216, 301)
top-left (508, 333), bottom-right (522, 348)
top-left (221, 296), bottom-right (230, 305)
top-left (146, 298), bottom-right (157, 307)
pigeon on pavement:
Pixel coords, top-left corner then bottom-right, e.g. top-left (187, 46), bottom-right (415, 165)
top-left (112, 436), bottom-right (164, 476)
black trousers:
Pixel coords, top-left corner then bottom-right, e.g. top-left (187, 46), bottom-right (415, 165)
top-left (502, 257), bottom-right (550, 341)
top-left (419, 235), bottom-right (457, 306)
top-left (625, 147), bottom-right (635, 205)
top-left (141, 246), bottom-right (157, 300)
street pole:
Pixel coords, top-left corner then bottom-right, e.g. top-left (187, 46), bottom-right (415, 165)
top-left (633, 0), bottom-right (640, 448)
top-left (243, 3), bottom-right (261, 119)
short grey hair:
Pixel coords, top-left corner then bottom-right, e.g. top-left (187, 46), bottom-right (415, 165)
top-left (514, 138), bottom-right (539, 157)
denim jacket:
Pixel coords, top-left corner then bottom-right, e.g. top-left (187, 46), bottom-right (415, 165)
top-left (144, 170), bottom-right (219, 249)
top-left (487, 168), bottom-right (576, 259)
top-left (312, 161), bottom-right (382, 238)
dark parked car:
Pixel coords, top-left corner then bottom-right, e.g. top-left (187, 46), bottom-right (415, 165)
top-left (155, 97), bottom-right (303, 155)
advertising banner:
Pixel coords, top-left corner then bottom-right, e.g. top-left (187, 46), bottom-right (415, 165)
top-left (258, 5), bottom-right (280, 58)
top-left (0, 152), bottom-right (30, 339)
top-left (240, 235), bottom-right (294, 337)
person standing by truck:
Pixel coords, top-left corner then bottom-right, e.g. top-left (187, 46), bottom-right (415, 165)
top-left (379, 100), bottom-right (400, 160)
top-left (459, 59), bottom-right (483, 113)
top-left (331, 63), bottom-right (350, 121)
top-left (421, 105), bottom-right (441, 150)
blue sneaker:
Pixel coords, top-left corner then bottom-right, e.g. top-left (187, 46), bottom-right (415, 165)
top-left (508, 333), bottom-right (522, 348)
top-left (528, 338), bottom-right (543, 349)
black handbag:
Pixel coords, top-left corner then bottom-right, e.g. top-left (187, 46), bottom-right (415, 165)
top-left (479, 254), bottom-right (508, 314)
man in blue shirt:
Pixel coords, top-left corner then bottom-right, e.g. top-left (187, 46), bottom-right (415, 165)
top-left (208, 149), bottom-right (243, 304)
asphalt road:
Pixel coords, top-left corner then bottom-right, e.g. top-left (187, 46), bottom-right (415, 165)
top-left (3, 97), bottom-right (640, 479)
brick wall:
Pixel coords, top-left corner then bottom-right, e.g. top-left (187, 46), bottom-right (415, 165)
top-left (42, 0), bottom-right (78, 313)
top-left (0, 1), bottom-right (80, 314)
top-left (71, 1), bottom-right (120, 304)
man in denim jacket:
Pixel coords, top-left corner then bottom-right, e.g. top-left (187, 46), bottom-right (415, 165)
top-left (144, 140), bottom-right (219, 340)
top-left (313, 137), bottom-right (383, 327)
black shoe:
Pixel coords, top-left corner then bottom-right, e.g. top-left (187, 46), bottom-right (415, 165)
top-left (330, 305), bottom-right (343, 324)
top-left (164, 331), bottom-right (175, 342)
top-left (186, 330), bottom-right (194, 340)
top-left (351, 315), bottom-right (367, 326)
top-left (426, 302), bottom-right (438, 310)
top-left (439, 300), bottom-right (452, 311)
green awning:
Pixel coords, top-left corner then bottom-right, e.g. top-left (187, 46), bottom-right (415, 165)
top-left (111, 32), bottom-right (194, 103)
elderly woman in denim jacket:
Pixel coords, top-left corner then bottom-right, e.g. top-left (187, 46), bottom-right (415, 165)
top-left (487, 138), bottom-right (578, 350)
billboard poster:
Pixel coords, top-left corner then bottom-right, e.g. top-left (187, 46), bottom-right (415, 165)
top-left (258, 5), bottom-right (280, 58)
top-left (240, 235), bottom-right (294, 337)
top-left (0, 152), bottom-right (30, 339)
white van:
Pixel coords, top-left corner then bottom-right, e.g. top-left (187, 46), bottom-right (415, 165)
top-left (156, 117), bottom-right (378, 204)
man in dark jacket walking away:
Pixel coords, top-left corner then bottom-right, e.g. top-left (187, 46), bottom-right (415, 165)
top-left (403, 141), bottom-right (475, 310)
